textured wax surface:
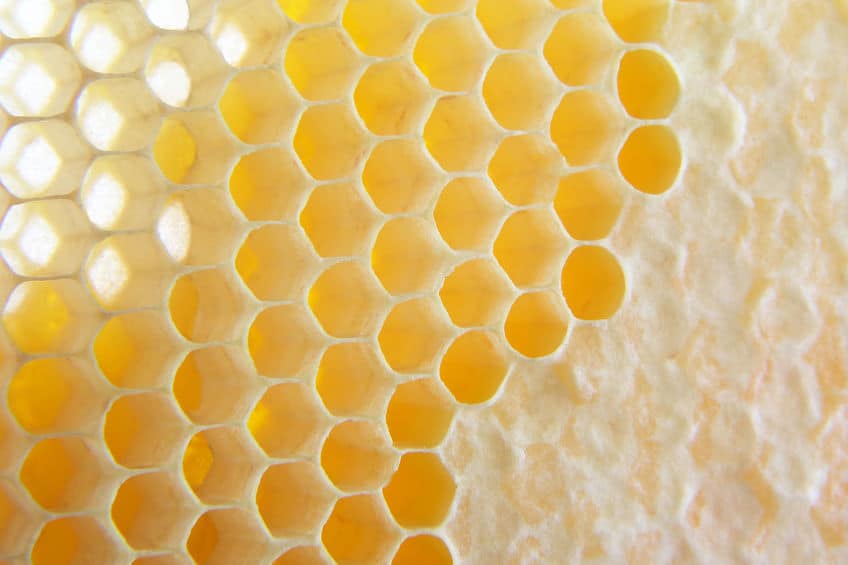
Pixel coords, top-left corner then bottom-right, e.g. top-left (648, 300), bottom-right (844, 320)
top-left (0, 0), bottom-right (847, 564)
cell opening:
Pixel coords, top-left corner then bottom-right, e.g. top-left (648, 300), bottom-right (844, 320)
top-left (433, 177), bottom-right (506, 252)
top-left (386, 378), bottom-right (455, 448)
top-left (183, 427), bottom-right (261, 505)
top-left (229, 148), bottom-right (310, 222)
top-left (285, 27), bottom-right (361, 101)
top-left (256, 462), bottom-right (335, 537)
top-left (293, 103), bottom-right (368, 181)
top-left (554, 169), bottom-right (625, 241)
top-left (322, 494), bottom-right (400, 564)
top-left (378, 298), bottom-right (454, 374)
top-left (169, 268), bottom-right (246, 344)
top-left (561, 245), bottom-right (626, 320)
top-left (393, 535), bottom-right (453, 565)
top-left (439, 258), bottom-right (513, 328)
top-left (494, 208), bottom-right (568, 288)
top-left (219, 69), bottom-right (299, 144)
top-left (354, 60), bottom-right (431, 136)
top-left (152, 111), bottom-right (235, 185)
top-left (551, 90), bottom-right (622, 166)
top-left (617, 48), bottom-right (680, 119)
top-left (372, 217), bottom-right (450, 295)
top-left (247, 304), bottom-right (323, 378)
top-left (544, 12), bottom-right (619, 86)
top-left (383, 452), bottom-right (456, 528)
top-left (362, 138), bottom-right (441, 215)
top-left (440, 330), bottom-right (510, 404)
top-left (300, 182), bottom-right (380, 258)
top-left (236, 224), bottom-right (318, 302)
top-left (488, 134), bottom-right (564, 206)
top-left (617, 125), bottom-right (682, 195)
top-left (21, 437), bottom-right (105, 512)
top-left (104, 393), bottom-right (186, 468)
top-left (308, 261), bottom-right (387, 338)
top-left (112, 472), bottom-right (195, 550)
top-left (321, 420), bottom-right (398, 492)
top-left (187, 509), bottom-right (269, 565)
top-left (316, 342), bottom-right (394, 419)
top-left (248, 381), bottom-right (329, 458)
top-left (31, 517), bottom-right (119, 565)
top-left (504, 291), bottom-right (569, 358)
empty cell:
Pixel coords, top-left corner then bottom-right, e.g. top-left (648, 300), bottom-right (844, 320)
top-left (477, 0), bottom-right (552, 49)
top-left (31, 517), bottom-right (120, 565)
top-left (383, 452), bottom-right (456, 528)
top-left (248, 304), bottom-right (324, 378)
top-left (183, 427), bottom-right (261, 504)
top-left (440, 330), bottom-right (510, 404)
top-left (414, 16), bottom-right (490, 92)
top-left (0, 43), bottom-right (80, 117)
top-left (354, 61), bottom-right (431, 136)
top-left (182, 433), bottom-right (213, 493)
top-left (372, 217), bottom-right (451, 295)
top-left (301, 182), bottom-right (380, 258)
top-left (0, 119), bottom-right (91, 199)
top-left (554, 169), bottom-right (625, 240)
top-left (440, 258), bottom-right (513, 328)
top-left (602, 0), bottom-right (670, 43)
top-left (209, 0), bottom-right (288, 67)
top-left (112, 472), bottom-right (196, 550)
top-left (219, 69), bottom-right (300, 144)
top-left (488, 134), bottom-right (564, 206)
top-left (309, 261), bottom-right (388, 338)
top-left (433, 177), bottom-right (506, 252)
top-left (70, 1), bottom-right (153, 73)
top-left (294, 104), bottom-right (369, 181)
top-left (321, 420), bottom-right (398, 492)
top-left (504, 291), bottom-right (569, 357)
top-left (21, 438), bottom-right (106, 512)
top-left (424, 96), bottom-right (500, 172)
top-left (482, 53), bottom-right (560, 132)
top-left (544, 12), bottom-right (619, 86)
top-left (169, 268), bottom-right (247, 343)
top-left (85, 233), bottom-right (174, 311)
top-left (248, 381), bottom-right (329, 458)
top-left (145, 32), bottom-right (228, 108)
top-left (277, 0), bottom-right (343, 23)
top-left (158, 188), bottom-right (241, 266)
top-left (617, 48), bottom-right (680, 119)
top-left (94, 311), bottom-right (180, 389)
top-left (256, 462), bottom-right (335, 537)
top-left (186, 508), bottom-right (269, 565)
top-left (230, 148), bottom-right (310, 221)
top-left (494, 208), bottom-right (568, 288)
top-left (0, 199), bottom-right (93, 278)
top-left (236, 224), bottom-right (319, 301)
top-left (561, 245), bottom-right (625, 320)
top-left (153, 112), bottom-right (236, 185)
top-left (551, 90), bottom-right (622, 166)
top-left (173, 345), bottom-right (258, 424)
top-left (393, 535), bottom-right (453, 565)
top-left (0, 0), bottom-right (73, 38)
top-left (104, 393), bottom-right (187, 468)
top-left (378, 298), bottom-right (454, 374)
top-left (322, 495), bottom-right (400, 564)
top-left (618, 125), bottom-right (682, 195)
top-left (274, 545), bottom-right (330, 565)
top-left (3, 279), bottom-right (99, 355)
top-left (286, 27), bottom-right (361, 101)
top-left (0, 481), bottom-right (37, 555)
top-left (386, 378), bottom-right (455, 448)
top-left (342, 0), bottom-right (419, 57)
top-left (140, 0), bottom-right (214, 30)
top-left (362, 138), bottom-right (441, 215)
top-left (316, 343), bottom-right (394, 419)
top-left (76, 78), bottom-right (160, 152)
top-left (81, 155), bottom-right (165, 231)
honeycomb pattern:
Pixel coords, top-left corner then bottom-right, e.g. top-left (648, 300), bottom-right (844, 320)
top-left (0, 0), bottom-right (845, 564)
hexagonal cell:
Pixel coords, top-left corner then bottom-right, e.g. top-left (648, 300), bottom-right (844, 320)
top-left (393, 535), bottom-right (453, 565)
top-left (342, 0), bottom-right (419, 57)
top-left (618, 125), bottom-right (682, 195)
top-left (362, 138), bottom-right (441, 215)
top-left (3, 279), bottom-right (99, 355)
top-left (157, 188), bottom-right (241, 266)
top-left (386, 378), bottom-right (455, 448)
top-left (248, 381), bottom-right (329, 458)
top-left (0, 199), bottom-right (93, 278)
top-left (0, 481), bottom-right (37, 556)
top-left (321, 420), bottom-right (398, 492)
top-left (494, 208), bottom-right (568, 288)
top-left (316, 343), bottom-right (394, 419)
top-left (104, 393), bottom-right (187, 468)
top-left (561, 245), bottom-right (626, 320)
top-left (482, 53), bottom-right (559, 132)
top-left (31, 517), bottom-right (121, 565)
top-left (248, 304), bottom-right (324, 378)
top-left (440, 330), bottom-right (509, 404)
top-left (424, 95), bottom-right (500, 172)
top-left (85, 233), bottom-right (173, 311)
top-left (230, 148), bottom-right (310, 221)
top-left (173, 345), bottom-right (259, 424)
top-left (286, 27), bottom-right (361, 101)
top-left (617, 48), bottom-right (680, 119)
top-left (77, 78), bottom-right (159, 152)
top-left (153, 111), bottom-right (235, 185)
top-left (274, 545), bottom-right (330, 565)
top-left (8, 358), bottom-right (105, 434)
top-left (477, 0), bottom-right (551, 49)
top-left (219, 69), bottom-right (300, 145)
top-left (169, 268), bottom-right (247, 343)
top-left (0, 119), bottom-right (91, 199)
top-left (372, 217), bottom-right (451, 295)
top-left (322, 495), bottom-right (400, 564)
top-left (354, 61), bottom-right (431, 136)
top-left (544, 12), bottom-right (619, 86)
top-left (383, 452), bottom-right (456, 528)
top-left (309, 261), bottom-right (388, 338)
top-left (256, 462), bottom-right (335, 537)
top-left (277, 0), bottom-right (342, 23)
top-left (439, 259), bottom-right (513, 328)
top-left (21, 437), bottom-right (106, 512)
top-left (433, 177), bottom-right (506, 252)
top-left (112, 472), bottom-right (196, 550)
top-left (489, 134), bottom-right (564, 206)
top-left (236, 224), bottom-right (318, 301)
top-left (187, 509), bottom-right (269, 565)
top-left (379, 298), bottom-right (454, 374)
top-left (70, 1), bottom-right (154, 74)
top-left (209, 0), bottom-right (288, 67)
top-left (414, 16), bottom-right (490, 92)
top-left (94, 311), bottom-right (180, 389)
top-left (504, 291), bottom-right (569, 358)
top-left (145, 32), bottom-right (228, 109)
top-left (183, 427), bottom-right (261, 504)
top-left (301, 182), bottom-right (379, 258)
top-left (294, 103), bottom-right (369, 181)
top-left (551, 89), bottom-right (622, 167)
top-left (603, 0), bottom-right (670, 43)
top-left (82, 155), bottom-right (165, 231)
top-left (0, 43), bottom-right (80, 117)
top-left (140, 0), bottom-right (214, 30)
top-left (0, 0), bottom-right (73, 38)
top-left (554, 169), bottom-right (625, 240)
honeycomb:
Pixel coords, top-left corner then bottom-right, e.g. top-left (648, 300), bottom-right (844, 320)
top-left (0, 0), bottom-right (846, 563)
